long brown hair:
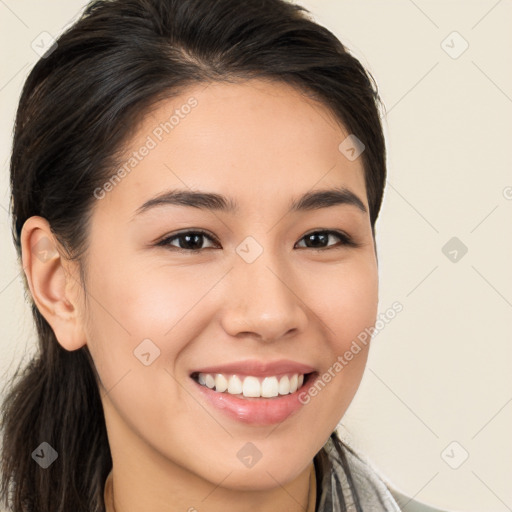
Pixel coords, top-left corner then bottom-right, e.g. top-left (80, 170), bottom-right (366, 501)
top-left (1, 1), bottom-right (386, 510)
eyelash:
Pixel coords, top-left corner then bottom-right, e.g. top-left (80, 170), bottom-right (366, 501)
top-left (155, 229), bottom-right (359, 253)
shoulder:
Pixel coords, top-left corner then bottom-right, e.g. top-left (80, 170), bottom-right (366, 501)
top-left (316, 432), bottom-right (401, 512)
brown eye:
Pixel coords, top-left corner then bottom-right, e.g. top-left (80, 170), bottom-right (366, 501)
top-left (157, 230), bottom-right (219, 252)
top-left (295, 230), bottom-right (358, 250)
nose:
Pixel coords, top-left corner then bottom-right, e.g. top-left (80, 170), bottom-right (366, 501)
top-left (219, 250), bottom-right (309, 343)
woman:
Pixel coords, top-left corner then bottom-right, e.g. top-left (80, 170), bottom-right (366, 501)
top-left (1, 0), bottom-right (399, 510)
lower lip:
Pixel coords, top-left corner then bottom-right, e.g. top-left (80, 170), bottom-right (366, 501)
top-left (192, 373), bottom-right (318, 425)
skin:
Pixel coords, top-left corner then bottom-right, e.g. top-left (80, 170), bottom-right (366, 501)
top-left (21, 78), bottom-right (379, 512)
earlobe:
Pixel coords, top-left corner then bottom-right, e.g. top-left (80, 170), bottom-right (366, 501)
top-left (20, 216), bottom-right (87, 351)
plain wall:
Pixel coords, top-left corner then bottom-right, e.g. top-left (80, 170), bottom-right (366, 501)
top-left (0, 1), bottom-right (511, 511)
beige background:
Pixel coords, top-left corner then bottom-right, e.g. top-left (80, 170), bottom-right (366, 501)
top-left (1, 1), bottom-right (511, 511)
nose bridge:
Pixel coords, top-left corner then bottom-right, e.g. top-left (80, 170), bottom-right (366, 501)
top-left (221, 238), bottom-right (307, 341)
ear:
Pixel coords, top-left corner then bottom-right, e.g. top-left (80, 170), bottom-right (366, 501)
top-left (20, 216), bottom-right (87, 351)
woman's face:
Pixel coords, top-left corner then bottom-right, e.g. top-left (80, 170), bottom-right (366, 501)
top-left (80, 79), bottom-right (378, 489)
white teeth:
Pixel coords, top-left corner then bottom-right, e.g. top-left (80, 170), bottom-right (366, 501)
top-left (242, 376), bottom-right (261, 397)
top-left (227, 375), bottom-right (243, 395)
top-left (205, 374), bottom-right (215, 389)
top-left (278, 375), bottom-right (290, 395)
top-left (214, 373), bottom-right (228, 392)
top-left (261, 376), bottom-right (279, 398)
top-left (289, 374), bottom-right (298, 393)
top-left (195, 372), bottom-right (308, 398)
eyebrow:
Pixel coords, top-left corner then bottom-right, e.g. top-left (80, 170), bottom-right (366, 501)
top-left (133, 186), bottom-right (367, 218)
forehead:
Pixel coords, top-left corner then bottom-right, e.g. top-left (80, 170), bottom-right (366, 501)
top-left (94, 79), bottom-right (367, 219)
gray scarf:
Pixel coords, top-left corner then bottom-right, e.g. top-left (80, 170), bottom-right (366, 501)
top-left (314, 432), bottom-right (401, 512)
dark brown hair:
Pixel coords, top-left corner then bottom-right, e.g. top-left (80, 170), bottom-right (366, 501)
top-left (1, 0), bottom-right (386, 510)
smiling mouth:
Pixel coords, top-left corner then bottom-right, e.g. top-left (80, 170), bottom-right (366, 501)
top-left (190, 371), bottom-right (316, 399)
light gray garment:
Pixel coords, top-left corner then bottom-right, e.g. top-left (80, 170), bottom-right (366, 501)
top-left (314, 433), bottom-right (401, 512)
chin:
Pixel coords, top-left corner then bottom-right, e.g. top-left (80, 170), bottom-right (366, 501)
top-left (208, 459), bottom-right (308, 492)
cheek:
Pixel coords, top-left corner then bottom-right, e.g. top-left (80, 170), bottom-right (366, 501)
top-left (298, 262), bottom-right (377, 431)
top-left (85, 253), bottom-right (214, 337)
top-left (305, 258), bottom-right (379, 348)
top-left (304, 257), bottom-right (378, 400)
top-left (81, 254), bottom-right (220, 393)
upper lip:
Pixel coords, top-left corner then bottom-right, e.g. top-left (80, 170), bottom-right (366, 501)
top-left (190, 359), bottom-right (316, 377)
